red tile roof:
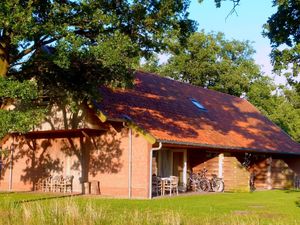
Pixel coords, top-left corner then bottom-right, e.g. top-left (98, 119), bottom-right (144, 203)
top-left (98, 71), bottom-right (300, 154)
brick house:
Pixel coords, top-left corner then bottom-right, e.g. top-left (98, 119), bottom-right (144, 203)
top-left (1, 71), bottom-right (300, 198)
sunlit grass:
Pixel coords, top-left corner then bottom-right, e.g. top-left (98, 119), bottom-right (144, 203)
top-left (0, 190), bottom-right (300, 225)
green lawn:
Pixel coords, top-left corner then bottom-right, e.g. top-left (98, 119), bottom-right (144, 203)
top-left (0, 190), bottom-right (300, 225)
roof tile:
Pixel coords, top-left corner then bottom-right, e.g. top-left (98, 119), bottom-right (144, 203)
top-left (98, 71), bottom-right (300, 154)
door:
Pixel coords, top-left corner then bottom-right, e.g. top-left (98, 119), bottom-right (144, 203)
top-left (172, 151), bottom-right (184, 186)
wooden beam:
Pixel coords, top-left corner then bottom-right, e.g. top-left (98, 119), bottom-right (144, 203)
top-left (96, 110), bottom-right (108, 123)
top-left (94, 109), bottom-right (156, 144)
top-left (126, 121), bottom-right (156, 145)
top-left (87, 101), bottom-right (108, 123)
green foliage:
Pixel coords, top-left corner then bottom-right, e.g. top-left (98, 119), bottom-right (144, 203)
top-left (0, 0), bottom-right (197, 136)
top-left (142, 31), bottom-right (260, 97)
top-left (140, 30), bottom-right (300, 142)
top-left (1, 0), bottom-right (196, 77)
top-left (0, 108), bottom-right (45, 138)
top-left (246, 76), bottom-right (278, 115)
top-left (0, 77), bottom-right (38, 101)
top-left (262, 0), bottom-right (300, 142)
top-left (264, 0), bottom-right (300, 78)
top-left (247, 77), bottom-right (300, 142)
top-left (213, 0), bottom-right (241, 8)
top-left (0, 78), bottom-right (45, 138)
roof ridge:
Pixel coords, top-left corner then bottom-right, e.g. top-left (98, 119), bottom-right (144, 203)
top-left (135, 70), bottom-right (244, 102)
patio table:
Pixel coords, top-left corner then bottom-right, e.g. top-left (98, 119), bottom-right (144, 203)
top-left (160, 177), bottom-right (171, 196)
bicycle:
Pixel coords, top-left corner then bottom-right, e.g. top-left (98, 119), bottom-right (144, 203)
top-left (210, 174), bottom-right (224, 192)
top-left (188, 171), bottom-right (210, 192)
top-left (198, 169), bottom-right (224, 192)
top-left (249, 172), bottom-right (256, 192)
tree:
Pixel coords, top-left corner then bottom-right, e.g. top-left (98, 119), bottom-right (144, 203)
top-left (261, 0), bottom-right (300, 142)
top-left (263, 0), bottom-right (300, 78)
top-left (0, 77), bottom-right (45, 138)
top-left (0, 0), bottom-right (196, 136)
top-left (141, 31), bottom-right (260, 97)
top-left (139, 30), bottom-right (300, 142)
top-left (248, 78), bottom-right (300, 142)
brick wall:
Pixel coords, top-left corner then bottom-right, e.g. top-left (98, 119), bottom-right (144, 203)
top-left (0, 124), bottom-right (151, 198)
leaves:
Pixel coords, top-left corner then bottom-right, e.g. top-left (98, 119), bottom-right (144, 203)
top-left (0, 77), bottom-right (38, 101)
top-left (140, 29), bottom-right (300, 142)
top-left (141, 31), bottom-right (260, 97)
top-left (0, 78), bottom-right (45, 138)
top-left (263, 0), bottom-right (300, 78)
top-left (0, 108), bottom-right (45, 138)
top-left (0, 0), bottom-right (197, 137)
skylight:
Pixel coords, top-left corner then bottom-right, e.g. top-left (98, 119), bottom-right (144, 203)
top-left (190, 98), bottom-right (207, 111)
top-left (122, 114), bottom-right (132, 121)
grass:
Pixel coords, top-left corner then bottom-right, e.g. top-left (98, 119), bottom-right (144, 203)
top-left (0, 190), bottom-right (300, 225)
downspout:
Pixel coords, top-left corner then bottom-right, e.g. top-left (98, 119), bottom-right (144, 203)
top-left (149, 142), bottom-right (162, 199)
top-left (9, 136), bottom-right (14, 191)
top-left (123, 121), bottom-right (133, 199)
top-left (128, 128), bottom-right (132, 199)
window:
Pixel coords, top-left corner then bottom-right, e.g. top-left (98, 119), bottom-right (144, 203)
top-left (122, 114), bottom-right (132, 121)
top-left (190, 98), bottom-right (207, 111)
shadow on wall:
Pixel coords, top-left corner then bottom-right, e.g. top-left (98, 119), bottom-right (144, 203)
top-left (272, 158), bottom-right (295, 189)
top-left (0, 127), bottom-right (124, 192)
top-left (0, 137), bottom-right (63, 190)
top-left (60, 127), bottom-right (124, 190)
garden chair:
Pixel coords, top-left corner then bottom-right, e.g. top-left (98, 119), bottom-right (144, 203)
top-left (163, 176), bottom-right (179, 196)
top-left (152, 175), bottom-right (162, 196)
top-left (42, 176), bottom-right (52, 192)
top-left (51, 175), bottom-right (62, 192)
top-left (60, 175), bottom-right (74, 193)
top-left (35, 178), bottom-right (44, 191)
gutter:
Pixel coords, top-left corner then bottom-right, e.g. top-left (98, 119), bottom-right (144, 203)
top-left (157, 139), bottom-right (300, 156)
top-left (149, 142), bottom-right (162, 199)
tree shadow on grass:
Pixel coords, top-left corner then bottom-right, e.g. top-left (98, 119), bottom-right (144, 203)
top-left (285, 189), bottom-right (300, 193)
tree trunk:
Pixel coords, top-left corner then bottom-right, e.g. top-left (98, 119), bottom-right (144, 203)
top-left (0, 42), bottom-right (9, 77)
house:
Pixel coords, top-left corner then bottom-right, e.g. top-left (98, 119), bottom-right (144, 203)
top-left (1, 71), bottom-right (300, 198)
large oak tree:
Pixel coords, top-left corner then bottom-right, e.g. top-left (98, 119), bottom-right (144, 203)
top-left (141, 31), bottom-right (261, 97)
top-left (0, 0), bottom-right (196, 136)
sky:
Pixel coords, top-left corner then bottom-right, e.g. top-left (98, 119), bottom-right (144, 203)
top-left (187, 0), bottom-right (285, 84)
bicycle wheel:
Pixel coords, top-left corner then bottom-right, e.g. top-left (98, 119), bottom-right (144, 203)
top-left (188, 180), bottom-right (198, 192)
top-left (197, 179), bottom-right (210, 192)
top-left (211, 179), bottom-right (224, 192)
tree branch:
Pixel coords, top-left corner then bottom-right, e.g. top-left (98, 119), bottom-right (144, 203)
top-left (13, 37), bottom-right (57, 62)
top-left (225, 0), bottom-right (240, 21)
